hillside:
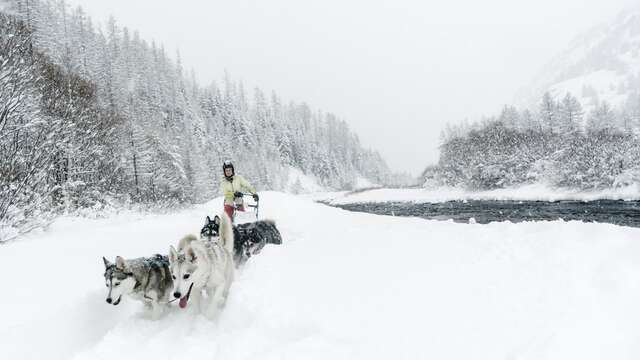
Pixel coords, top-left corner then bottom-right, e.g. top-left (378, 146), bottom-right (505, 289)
top-left (516, 10), bottom-right (640, 112)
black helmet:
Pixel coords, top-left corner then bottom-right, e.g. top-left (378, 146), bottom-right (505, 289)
top-left (222, 161), bottom-right (234, 176)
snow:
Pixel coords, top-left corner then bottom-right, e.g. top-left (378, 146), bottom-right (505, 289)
top-left (516, 10), bottom-right (640, 112)
top-left (2, 192), bottom-right (640, 359)
top-left (354, 176), bottom-right (378, 190)
top-left (283, 167), bottom-right (379, 194)
top-left (284, 166), bottom-right (325, 194)
top-left (548, 69), bottom-right (628, 112)
top-left (327, 184), bottom-right (640, 205)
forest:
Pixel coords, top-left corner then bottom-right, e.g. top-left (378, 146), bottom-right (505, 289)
top-left (426, 92), bottom-right (640, 190)
top-left (0, 0), bottom-right (392, 240)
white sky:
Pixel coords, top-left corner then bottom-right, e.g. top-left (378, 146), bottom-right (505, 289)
top-left (66, 0), bottom-right (636, 176)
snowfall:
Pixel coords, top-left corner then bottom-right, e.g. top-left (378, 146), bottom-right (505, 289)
top-left (1, 192), bottom-right (640, 360)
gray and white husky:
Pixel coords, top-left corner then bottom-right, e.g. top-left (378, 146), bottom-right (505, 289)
top-left (200, 215), bottom-right (283, 267)
top-left (103, 254), bottom-right (173, 319)
top-left (169, 213), bottom-right (235, 319)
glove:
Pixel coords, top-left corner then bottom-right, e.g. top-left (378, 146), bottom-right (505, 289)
top-left (234, 191), bottom-right (244, 198)
top-left (252, 193), bottom-right (259, 201)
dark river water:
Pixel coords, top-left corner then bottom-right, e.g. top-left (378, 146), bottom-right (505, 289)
top-left (326, 200), bottom-right (640, 227)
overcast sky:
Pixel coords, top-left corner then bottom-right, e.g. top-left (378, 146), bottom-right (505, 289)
top-left (67, 0), bottom-right (636, 176)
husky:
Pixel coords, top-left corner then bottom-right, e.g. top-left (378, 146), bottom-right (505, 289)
top-left (102, 254), bottom-right (173, 319)
top-left (169, 213), bottom-right (234, 318)
top-left (201, 215), bottom-right (282, 267)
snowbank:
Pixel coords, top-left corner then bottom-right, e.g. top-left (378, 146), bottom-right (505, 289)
top-left (2, 192), bottom-right (640, 359)
top-left (327, 183), bottom-right (640, 205)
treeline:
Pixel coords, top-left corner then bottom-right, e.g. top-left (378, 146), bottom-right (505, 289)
top-left (0, 0), bottom-right (391, 240)
top-left (424, 92), bottom-right (640, 190)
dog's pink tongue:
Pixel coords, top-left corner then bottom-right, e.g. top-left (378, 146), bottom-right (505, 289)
top-left (179, 296), bottom-right (188, 309)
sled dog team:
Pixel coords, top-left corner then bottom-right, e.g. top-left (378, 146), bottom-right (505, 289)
top-left (103, 213), bottom-right (282, 319)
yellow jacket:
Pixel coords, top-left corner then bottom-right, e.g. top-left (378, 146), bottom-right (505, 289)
top-left (220, 175), bottom-right (256, 205)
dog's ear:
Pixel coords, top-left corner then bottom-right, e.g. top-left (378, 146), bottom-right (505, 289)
top-left (169, 245), bottom-right (178, 263)
top-left (206, 216), bottom-right (212, 224)
top-left (186, 247), bottom-right (198, 263)
top-left (103, 257), bottom-right (112, 269)
top-left (115, 256), bottom-right (125, 270)
top-left (213, 215), bottom-right (220, 225)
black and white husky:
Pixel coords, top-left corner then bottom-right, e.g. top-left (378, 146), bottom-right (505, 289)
top-left (102, 254), bottom-right (173, 319)
top-left (169, 213), bottom-right (235, 319)
top-left (200, 215), bottom-right (282, 267)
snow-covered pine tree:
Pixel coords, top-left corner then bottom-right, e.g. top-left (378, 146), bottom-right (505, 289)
top-left (538, 92), bottom-right (558, 133)
top-left (558, 93), bottom-right (583, 134)
top-left (431, 91), bottom-right (640, 190)
top-left (586, 102), bottom-right (617, 134)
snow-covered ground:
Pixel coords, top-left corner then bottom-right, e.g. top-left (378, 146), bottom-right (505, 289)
top-left (2, 192), bottom-right (640, 359)
top-left (325, 184), bottom-right (640, 205)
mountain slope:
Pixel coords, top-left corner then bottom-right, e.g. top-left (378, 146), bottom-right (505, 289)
top-left (516, 10), bottom-right (640, 112)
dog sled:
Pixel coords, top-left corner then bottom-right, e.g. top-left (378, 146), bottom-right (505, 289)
top-left (231, 192), bottom-right (260, 224)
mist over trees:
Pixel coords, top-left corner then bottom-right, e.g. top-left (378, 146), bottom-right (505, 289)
top-left (0, 0), bottom-right (392, 240)
top-left (428, 10), bottom-right (640, 192)
top-left (426, 92), bottom-right (640, 190)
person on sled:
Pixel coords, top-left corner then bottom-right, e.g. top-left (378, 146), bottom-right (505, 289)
top-left (221, 161), bottom-right (259, 220)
